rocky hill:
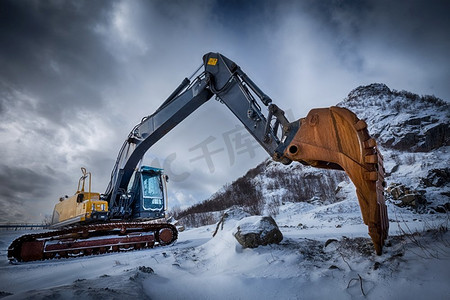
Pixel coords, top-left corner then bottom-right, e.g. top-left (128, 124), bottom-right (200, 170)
top-left (339, 83), bottom-right (448, 152)
top-left (176, 84), bottom-right (450, 227)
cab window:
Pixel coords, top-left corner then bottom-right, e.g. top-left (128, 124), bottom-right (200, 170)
top-left (142, 174), bottom-right (164, 210)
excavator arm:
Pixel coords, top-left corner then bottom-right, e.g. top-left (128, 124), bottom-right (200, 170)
top-left (104, 52), bottom-right (388, 254)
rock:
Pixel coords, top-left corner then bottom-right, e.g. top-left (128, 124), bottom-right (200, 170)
top-left (233, 216), bottom-right (283, 248)
top-left (387, 183), bottom-right (426, 210)
top-left (420, 123), bottom-right (449, 151)
top-left (391, 132), bottom-right (418, 150)
top-left (433, 203), bottom-right (450, 213)
top-left (421, 168), bottom-right (450, 188)
top-left (138, 266), bottom-right (154, 274)
top-left (387, 183), bottom-right (414, 200)
top-left (400, 193), bottom-right (426, 210)
top-left (389, 164), bottom-right (400, 174)
top-left (297, 223), bottom-right (307, 229)
top-left (329, 265), bottom-right (340, 270)
top-left (388, 123), bottom-right (449, 152)
top-left (324, 239), bottom-right (338, 248)
top-left (399, 194), bottom-right (417, 206)
top-left (387, 183), bottom-right (404, 200)
top-left (346, 83), bottom-right (392, 100)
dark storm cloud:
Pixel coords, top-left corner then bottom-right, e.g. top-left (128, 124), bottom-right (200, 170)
top-left (0, 162), bottom-right (76, 219)
top-left (0, 165), bottom-right (56, 200)
top-left (305, 0), bottom-right (450, 96)
top-left (0, 0), bottom-right (119, 124)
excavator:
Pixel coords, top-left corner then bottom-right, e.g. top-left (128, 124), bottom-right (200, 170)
top-left (8, 52), bottom-right (388, 262)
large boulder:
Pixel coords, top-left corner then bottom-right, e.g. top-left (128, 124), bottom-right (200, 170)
top-left (386, 183), bottom-right (426, 210)
top-left (233, 216), bottom-right (283, 248)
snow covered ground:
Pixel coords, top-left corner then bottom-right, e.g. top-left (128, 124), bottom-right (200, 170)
top-left (1, 198), bottom-right (449, 300)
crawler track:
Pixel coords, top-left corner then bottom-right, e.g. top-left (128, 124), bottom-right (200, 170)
top-left (8, 222), bottom-right (178, 263)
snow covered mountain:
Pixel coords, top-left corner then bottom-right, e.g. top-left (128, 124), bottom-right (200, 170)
top-left (340, 83), bottom-right (448, 152)
top-left (177, 83), bottom-right (450, 227)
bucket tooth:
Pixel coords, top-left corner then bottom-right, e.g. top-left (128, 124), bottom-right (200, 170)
top-left (363, 138), bottom-right (377, 149)
top-left (365, 154), bottom-right (378, 164)
top-left (355, 120), bottom-right (367, 131)
top-left (364, 171), bottom-right (378, 181)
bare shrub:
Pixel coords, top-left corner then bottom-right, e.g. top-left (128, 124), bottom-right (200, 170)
top-left (177, 164), bottom-right (264, 220)
top-left (267, 197), bottom-right (281, 217)
top-left (179, 212), bottom-right (218, 228)
top-left (177, 160), bottom-right (348, 228)
top-left (393, 209), bottom-right (450, 259)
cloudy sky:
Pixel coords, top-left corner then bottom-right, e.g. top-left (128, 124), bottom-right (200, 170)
top-left (1, 0), bottom-right (449, 223)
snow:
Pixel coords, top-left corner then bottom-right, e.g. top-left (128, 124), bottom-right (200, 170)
top-left (1, 201), bottom-right (449, 299)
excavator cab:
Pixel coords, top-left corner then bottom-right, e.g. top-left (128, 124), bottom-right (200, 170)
top-left (130, 166), bottom-right (168, 220)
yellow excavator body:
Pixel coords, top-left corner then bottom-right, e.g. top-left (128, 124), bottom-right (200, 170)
top-left (51, 192), bottom-right (108, 228)
top-left (50, 168), bottom-right (108, 228)
top-left (282, 106), bottom-right (388, 254)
